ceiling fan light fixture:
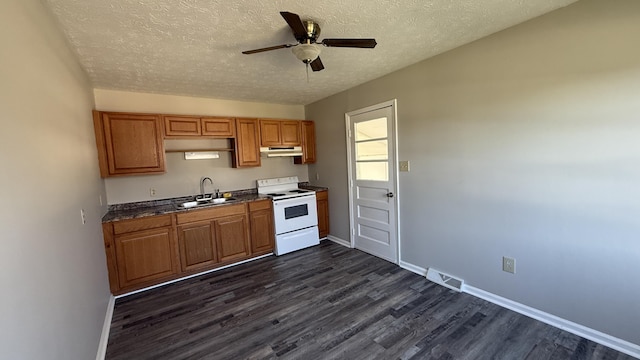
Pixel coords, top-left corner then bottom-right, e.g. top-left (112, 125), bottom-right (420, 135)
top-left (292, 44), bottom-right (321, 63)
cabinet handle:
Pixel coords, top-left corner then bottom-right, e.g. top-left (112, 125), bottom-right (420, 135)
top-left (386, 192), bottom-right (394, 198)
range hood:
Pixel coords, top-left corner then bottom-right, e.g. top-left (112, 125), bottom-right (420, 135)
top-left (260, 146), bottom-right (303, 157)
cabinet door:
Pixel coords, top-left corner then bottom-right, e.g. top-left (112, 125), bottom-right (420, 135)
top-left (249, 201), bottom-right (275, 254)
top-left (259, 120), bottom-right (282, 146)
top-left (163, 115), bottom-right (201, 137)
top-left (232, 118), bottom-right (261, 167)
top-left (214, 214), bottom-right (250, 263)
top-left (280, 120), bottom-right (302, 146)
top-left (294, 120), bottom-right (316, 164)
top-left (115, 227), bottom-right (178, 288)
top-left (202, 117), bottom-right (236, 137)
top-left (95, 112), bottom-right (165, 177)
top-left (316, 190), bottom-right (330, 238)
top-left (177, 221), bottom-right (217, 272)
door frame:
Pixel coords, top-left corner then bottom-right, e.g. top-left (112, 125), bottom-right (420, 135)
top-left (345, 99), bottom-right (400, 264)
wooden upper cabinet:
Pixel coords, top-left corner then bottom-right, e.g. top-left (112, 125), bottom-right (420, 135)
top-left (259, 119), bottom-right (301, 146)
top-left (281, 121), bottom-right (302, 145)
top-left (294, 120), bottom-right (316, 164)
top-left (163, 115), bottom-right (235, 138)
top-left (232, 118), bottom-right (261, 168)
top-left (202, 117), bottom-right (236, 137)
top-left (163, 115), bottom-right (201, 137)
top-left (93, 111), bottom-right (166, 177)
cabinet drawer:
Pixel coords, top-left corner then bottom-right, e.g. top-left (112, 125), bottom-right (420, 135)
top-left (249, 199), bottom-right (272, 212)
top-left (112, 215), bottom-right (173, 235)
top-left (176, 203), bottom-right (246, 224)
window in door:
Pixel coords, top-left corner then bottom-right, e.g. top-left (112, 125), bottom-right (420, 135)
top-left (354, 117), bottom-right (388, 181)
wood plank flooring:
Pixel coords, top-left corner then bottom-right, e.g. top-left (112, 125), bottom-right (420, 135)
top-left (106, 241), bottom-right (635, 360)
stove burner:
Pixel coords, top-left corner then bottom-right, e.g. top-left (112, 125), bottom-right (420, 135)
top-left (268, 193), bottom-right (286, 196)
top-left (289, 189), bottom-right (308, 193)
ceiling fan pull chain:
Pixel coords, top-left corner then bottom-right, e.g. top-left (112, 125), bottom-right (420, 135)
top-left (306, 62), bottom-right (310, 83)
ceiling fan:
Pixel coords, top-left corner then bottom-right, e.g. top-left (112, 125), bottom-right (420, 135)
top-left (242, 11), bottom-right (377, 72)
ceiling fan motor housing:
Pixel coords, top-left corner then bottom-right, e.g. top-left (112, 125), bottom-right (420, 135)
top-left (302, 21), bottom-right (321, 42)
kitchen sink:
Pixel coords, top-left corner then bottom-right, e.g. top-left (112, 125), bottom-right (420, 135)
top-left (178, 197), bottom-right (237, 209)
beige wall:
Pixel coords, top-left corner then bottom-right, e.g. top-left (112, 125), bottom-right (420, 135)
top-left (94, 90), bottom-right (308, 204)
top-left (306, 0), bottom-right (640, 345)
top-left (0, 1), bottom-right (110, 359)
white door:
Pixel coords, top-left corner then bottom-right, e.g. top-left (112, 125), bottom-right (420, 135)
top-left (346, 100), bottom-right (398, 263)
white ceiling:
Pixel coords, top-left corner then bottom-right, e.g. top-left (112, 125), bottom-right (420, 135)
top-left (45, 0), bottom-right (577, 105)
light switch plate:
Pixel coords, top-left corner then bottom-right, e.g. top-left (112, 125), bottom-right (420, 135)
top-left (399, 160), bottom-right (410, 172)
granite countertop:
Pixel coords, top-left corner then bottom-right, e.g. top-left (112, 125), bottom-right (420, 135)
top-left (102, 189), bottom-right (270, 223)
top-left (299, 183), bottom-right (328, 191)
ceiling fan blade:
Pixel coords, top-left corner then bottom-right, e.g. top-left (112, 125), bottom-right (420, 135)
top-left (310, 57), bottom-right (324, 72)
top-left (321, 38), bottom-right (377, 48)
top-left (242, 44), bottom-right (293, 55)
top-left (280, 11), bottom-right (307, 41)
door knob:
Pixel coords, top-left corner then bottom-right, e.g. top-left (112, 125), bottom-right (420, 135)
top-left (386, 192), bottom-right (394, 198)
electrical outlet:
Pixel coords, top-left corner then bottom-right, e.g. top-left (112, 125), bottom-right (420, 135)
top-left (80, 209), bottom-right (86, 225)
top-left (503, 256), bottom-right (516, 274)
top-left (399, 160), bottom-right (410, 172)
top-left (316, 173), bottom-right (320, 181)
top-left (99, 195), bottom-right (103, 206)
top-left (150, 188), bottom-right (156, 197)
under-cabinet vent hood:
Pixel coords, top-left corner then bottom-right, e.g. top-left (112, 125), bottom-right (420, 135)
top-left (260, 146), bottom-right (303, 157)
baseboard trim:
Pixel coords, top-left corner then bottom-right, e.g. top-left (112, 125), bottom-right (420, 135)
top-left (464, 285), bottom-right (640, 359)
top-left (96, 295), bottom-right (115, 360)
top-left (399, 260), bottom-right (427, 276)
top-left (116, 253), bottom-right (273, 299)
top-left (327, 235), bottom-right (351, 248)
top-left (398, 259), bottom-right (639, 358)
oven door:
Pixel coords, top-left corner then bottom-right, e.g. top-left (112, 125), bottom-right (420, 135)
top-left (272, 195), bottom-right (318, 235)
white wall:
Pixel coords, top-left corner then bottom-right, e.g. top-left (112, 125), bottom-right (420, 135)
top-left (306, 0), bottom-right (640, 346)
top-left (0, 1), bottom-right (110, 359)
top-left (94, 90), bottom-right (308, 204)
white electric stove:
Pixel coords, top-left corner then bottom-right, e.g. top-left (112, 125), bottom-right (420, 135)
top-left (257, 176), bottom-right (319, 255)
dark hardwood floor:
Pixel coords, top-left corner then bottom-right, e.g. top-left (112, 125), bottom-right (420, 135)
top-left (106, 241), bottom-right (635, 360)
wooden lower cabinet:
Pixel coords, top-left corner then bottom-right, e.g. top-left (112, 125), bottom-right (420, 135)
top-left (104, 200), bottom-right (276, 295)
top-left (249, 199), bottom-right (275, 255)
top-left (316, 189), bottom-right (330, 238)
top-left (214, 214), bottom-right (250, 263)
top-left (102, 214), bottom-right (179, 293)
top-left (115, 227), bottom-right (178, 288)
top-left (177, 221), bottom-right (217, 272)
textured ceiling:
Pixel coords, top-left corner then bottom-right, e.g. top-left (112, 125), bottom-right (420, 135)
top-left (44, 0), bottom-right (577, 105)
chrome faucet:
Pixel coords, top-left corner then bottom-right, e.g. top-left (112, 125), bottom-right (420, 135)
top-left (200, 177), bottom-right (213, 198)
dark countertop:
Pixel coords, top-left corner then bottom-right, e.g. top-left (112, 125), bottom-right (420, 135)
top-left (103, 185), bottom-right (329, 223)
top-left (299, 183), bottom-right (328, 191)
top-left (102, 190), bottom-right (270, 223)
